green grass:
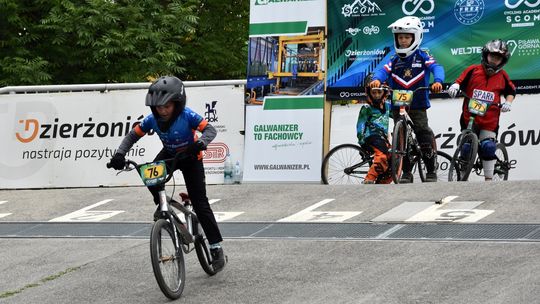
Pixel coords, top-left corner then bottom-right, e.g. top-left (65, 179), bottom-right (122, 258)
top-left (0, 267), bottom-right (81, 299)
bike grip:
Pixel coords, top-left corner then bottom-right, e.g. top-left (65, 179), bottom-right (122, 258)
top-left (106, 162), bottom-right (112, 169)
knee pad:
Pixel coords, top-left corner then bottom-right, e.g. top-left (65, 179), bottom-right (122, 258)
top-left (460, 142), bottom-right (472, 159)
top-left (479, 138), bottom-right (497, 160)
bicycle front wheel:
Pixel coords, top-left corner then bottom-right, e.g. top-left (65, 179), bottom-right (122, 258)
top-left (321, 144), bottom-right (371, 184)
top-left (449, 132), bottom-right (478, 181)
top-left (150, 219), bottom-right (185, 299)
top-left (434, 151), bottom-right (453, 182)
top-left (194, 223), bottom-right (218, 276)
top-left (493, 143), bottom-right (509, 181)
top-left (391, 120), bottom-right (407, 184)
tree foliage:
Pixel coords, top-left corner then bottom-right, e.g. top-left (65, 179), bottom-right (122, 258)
top-left (0, 0), bottom-right (248, 86)
top-left (179, 0), bottom-right (249, 81)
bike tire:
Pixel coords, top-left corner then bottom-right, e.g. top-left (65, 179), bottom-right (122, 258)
top-left (150, 219), bottom-right (186, 299)
top-left (391, 120), bottom-right (407, 184)
top-left (321, 144), bottom-right (371, 184)
top-left (493, 143), bottom-right (509, 181)
top-left (434, 151), bottom-right (452, 182)
top-left (449, 132), bottom-right (478, 181)
top-left (194, 223), bottom-right (218, 276)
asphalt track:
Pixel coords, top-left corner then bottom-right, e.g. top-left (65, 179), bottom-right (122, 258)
top-left (1, 181), bottom-right (539, 303)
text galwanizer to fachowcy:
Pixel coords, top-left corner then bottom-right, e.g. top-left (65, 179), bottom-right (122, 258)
top-left (253, 124), bottom-right (304, 140)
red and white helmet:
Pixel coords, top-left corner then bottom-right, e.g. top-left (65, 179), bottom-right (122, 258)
top-left (388, 16), bottom-right (423, 58)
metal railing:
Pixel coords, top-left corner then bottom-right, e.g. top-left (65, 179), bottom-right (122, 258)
top-left (0, 79), bottom-right (247, 94)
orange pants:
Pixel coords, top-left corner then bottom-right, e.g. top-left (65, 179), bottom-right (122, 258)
top-left (365, 147), bottom-right (391, 183)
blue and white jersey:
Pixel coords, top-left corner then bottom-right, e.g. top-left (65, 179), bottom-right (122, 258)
top-left (373, 49), bottom-right (445, 109)
top-left (137, 107), bottom-right (206, 154)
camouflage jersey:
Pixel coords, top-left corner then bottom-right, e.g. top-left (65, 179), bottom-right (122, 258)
top-left (356, 101), bottom-right (391, 145)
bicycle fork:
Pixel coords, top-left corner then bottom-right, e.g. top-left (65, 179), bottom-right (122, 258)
top-left (157, 190), bottom-right (184, 250)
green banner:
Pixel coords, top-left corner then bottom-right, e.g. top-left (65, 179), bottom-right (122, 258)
top-left (326, 0), bottom-right (540, 99)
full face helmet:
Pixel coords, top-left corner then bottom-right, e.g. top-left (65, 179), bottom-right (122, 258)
top-left (388, 16), bottom-right (423, 58)
top-left (145, 76), bottom-right (186, 130)
top-left (364, 74), bottom-right (387, 109)
top-left (481, 39), bottom-right (510, 75)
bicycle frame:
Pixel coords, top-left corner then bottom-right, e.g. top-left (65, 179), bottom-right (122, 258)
top-left (383, 86), bottom-right (431, 183)
top-left (449, 90), bottom-right (510, 181)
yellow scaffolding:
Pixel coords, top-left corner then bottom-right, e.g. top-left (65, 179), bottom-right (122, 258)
top-left (267, 31), bottom-right (325, 92)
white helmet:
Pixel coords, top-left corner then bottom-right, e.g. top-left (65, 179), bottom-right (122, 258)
top-left (388, 16), bottom-right (423, 58)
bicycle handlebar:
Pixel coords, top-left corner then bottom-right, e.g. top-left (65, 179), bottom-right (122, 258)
top-left (458, 90), bottom-right (503, 108)
top-left (107, 152), bottom-right (196, 184)
top-left (373, 85), bottom-right (433, 93)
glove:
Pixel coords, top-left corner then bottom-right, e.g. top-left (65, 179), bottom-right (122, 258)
top-left (369, 80), bottom-right (381, 88)
top-left (108, 153), bottom-right (125, 170)
top-left (431, 82), bottom-right (443, 94)
top-left (448, 83), bottom-right (460, 98)
top-left (185, 140), bottom-right (206, 155)
top-left (501, 102), bottom-right (512, 112)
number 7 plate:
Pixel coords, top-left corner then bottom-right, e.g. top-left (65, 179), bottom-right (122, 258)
top-left (468, 98), bottom-right (489, 116)
top-left (139, 161), bottom-right (167, 186)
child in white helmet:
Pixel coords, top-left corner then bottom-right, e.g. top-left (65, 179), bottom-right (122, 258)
top-left (369, 16), bottom-right (445, 183)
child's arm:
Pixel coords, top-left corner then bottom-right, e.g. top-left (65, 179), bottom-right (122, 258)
top-left (370, 61), bottom-right (392, 87)
top-left (448, 65), bottom-right (476, 98)
top-left (501, 72), bottom-right (516, 112)
top-left (426, 55), bottom-right (445, 93)
top-left (356, 106), bottom-right (370, 145)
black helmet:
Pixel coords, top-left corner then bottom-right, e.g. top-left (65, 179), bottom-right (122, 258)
top-left (146, 76), bottom-right (186, 131)
top-left (146, 76), bottom-right (186, 110)
top-left (481, 39), bottom-right (510, 74)
top-left (364, 74), bottom-right (387, 108)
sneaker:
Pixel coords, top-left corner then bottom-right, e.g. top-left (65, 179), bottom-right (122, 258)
top-left (210, 247), bottom-right (226, 272)
top-left (399, 172), bottom-right (413, 184)
top-left (425, 172), bottom-right (438, 182)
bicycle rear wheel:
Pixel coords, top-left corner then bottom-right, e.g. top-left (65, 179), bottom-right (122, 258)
top-left (391, 120), bottom-right (407, 184)
top-left (493, 143), bottom-right (509, 181)
top-left (150, 219), bottom-right (185, 299)
top-left (449, 132), bottom-right (478, 181)
top-left (321, 144), bottom-right (371, 184)
top-left (194, 222), bottom-right (218, 276)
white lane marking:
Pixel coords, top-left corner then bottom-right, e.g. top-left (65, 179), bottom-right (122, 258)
top-left (208, 198), bottom-right (243, 221)
top-left (214, 212), bottom-right (244, 222)
top-left (278, 199), bottom-right (362, 222)
top-left (0, 201), bottom-right (10, 217)
top-left (373, 196), bottom-right (493, 223)
top-left (49, 199), bottom-right (124, 222)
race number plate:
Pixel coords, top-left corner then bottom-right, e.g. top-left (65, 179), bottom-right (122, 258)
top-left (139, 161), bottom-right (167, 186)
top-left (392, 90), bottom-right (413, 106)
top-left (468, 98), bottom-right (489, 116)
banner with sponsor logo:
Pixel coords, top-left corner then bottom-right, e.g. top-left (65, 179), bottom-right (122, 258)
top-left (247, 0), bottom-right (326, 98)
top-left (0, 86), bottom-right (244, 189)
top-left (243, 96), bottom-right (324, 182)
top-left (327, 0), bottom-right (540, 100)
top-left (329, 96), bottom-right (539, 180)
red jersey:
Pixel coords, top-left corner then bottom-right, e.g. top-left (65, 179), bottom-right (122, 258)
top-left (455, 64), bottom-right (516, 131)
